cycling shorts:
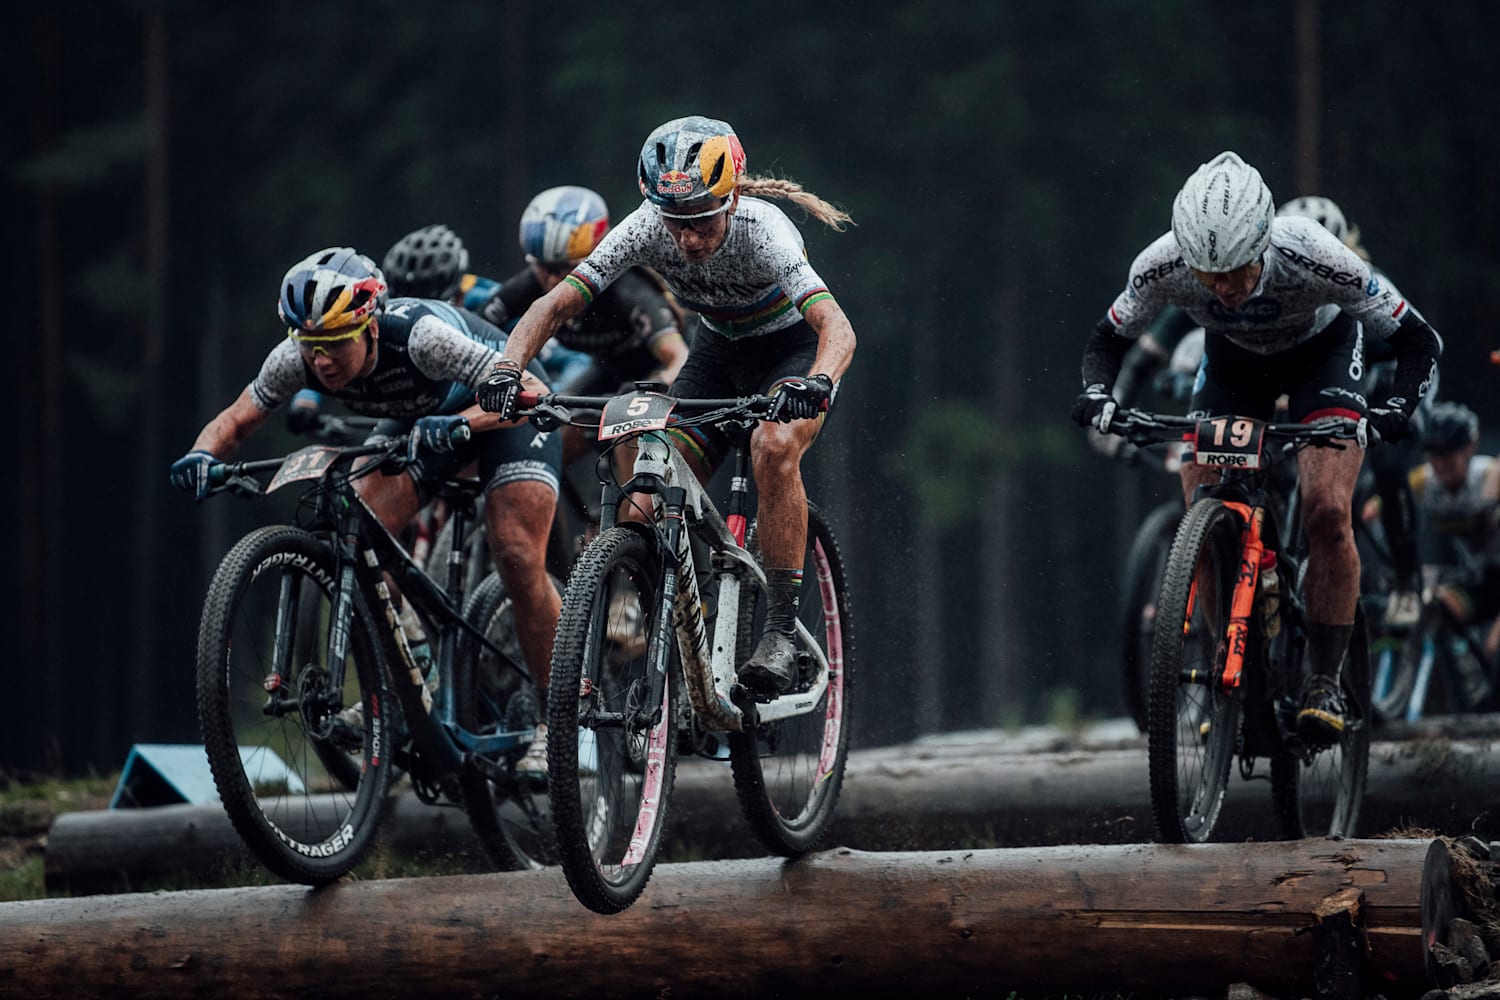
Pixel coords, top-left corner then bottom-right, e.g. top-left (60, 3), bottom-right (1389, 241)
top-left (668, 318), bottom-right (824, 470)
top-left (369, 417), bottom-right (562, 502)
top-left (1191, 312), bottom-right (1369, 422)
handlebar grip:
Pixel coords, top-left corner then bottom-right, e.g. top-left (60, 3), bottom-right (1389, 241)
top-left (207, 463), bottom-right (228, 486)
top-left (450, 423), bottom-right (472, 446)
top-left (517, 391), bottom-right (541, 409)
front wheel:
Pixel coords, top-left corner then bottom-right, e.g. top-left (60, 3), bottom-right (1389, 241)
top-left (547, 526), bottom-right (677, 914)
top-left (1271, 604), bottom-right (1372, 838)
top-left (1147, 499), bottom-right (1243, 844)
top-left (729, 502), bottom-right (853, 855)
top-left (195, 526), bottom-right (392, 884)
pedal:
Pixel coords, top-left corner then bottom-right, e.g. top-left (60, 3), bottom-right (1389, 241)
top-left (730, 683), bottom-right (761, 725)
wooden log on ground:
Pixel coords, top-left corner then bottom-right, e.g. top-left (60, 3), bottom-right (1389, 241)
top-left (45, 733), bottom-right (1500, 892)
top-left (4, 840), bottom-right (1432, 999)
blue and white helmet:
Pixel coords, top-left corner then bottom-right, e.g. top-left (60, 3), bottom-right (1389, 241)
top-left (636, 115), bottom-right (746, 208)
top-left (1171, 151), bottom-right (1274, 273)
top-left (519, 186), bottom-right (610, 264)
top-left (277, 247), bottom-right (387, 332)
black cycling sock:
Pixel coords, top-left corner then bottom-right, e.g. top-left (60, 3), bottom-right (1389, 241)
top-left (761, 569), bottom-right (803, 638)
top-left (1305, 622), bottom-right (1355, 684)
top-left (1380, 482), bottom-right (1421, 587)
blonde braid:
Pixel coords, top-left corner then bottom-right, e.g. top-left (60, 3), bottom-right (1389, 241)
top-left (737, 175), bottom-right (854, 232)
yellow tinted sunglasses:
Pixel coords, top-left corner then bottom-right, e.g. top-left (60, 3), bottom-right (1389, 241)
top-left (287, 314), bottom-right (373, 355)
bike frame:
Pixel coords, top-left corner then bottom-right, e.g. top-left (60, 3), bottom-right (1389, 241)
top-left (219, 443), bottom-right (535, 780)
top-left (610, 428), bottom-right (835, 734)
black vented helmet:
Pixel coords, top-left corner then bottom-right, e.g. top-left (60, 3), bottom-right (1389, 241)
top-left (382, 224), bottom-right (470, 300)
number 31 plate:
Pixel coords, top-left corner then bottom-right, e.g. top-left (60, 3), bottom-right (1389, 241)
top-left (1192, 416), bottom-right (1266, 469)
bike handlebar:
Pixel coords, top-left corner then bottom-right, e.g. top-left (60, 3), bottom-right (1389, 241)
top-left (1101, 408), bottom-right (1369, 450)
top-left (515, 390), bottom-right (781, 430)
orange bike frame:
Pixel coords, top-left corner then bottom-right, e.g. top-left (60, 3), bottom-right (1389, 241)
top-left (1182, 501), bottom-right (1265, 691)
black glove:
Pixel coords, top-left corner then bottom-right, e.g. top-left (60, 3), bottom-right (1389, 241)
top-left (285, 388), bottom-right (323, 434)
top-left (406, 415), bottom-right (469, 467)
top-left (479, 293), bottom-right (509, 328)
top-left (476, 361), bottom-right (524, 419)
top-left (1364, 396), bottom-right (1413, 444)
top-left (169, 449), bottom-right (217, 499)
top-left (1071, 383), bottom-right (1118, 431)
top-left (768, 374), bottom-right (834, 422)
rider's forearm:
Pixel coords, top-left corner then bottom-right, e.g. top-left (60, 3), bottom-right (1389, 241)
top-left (498, 282), bottom-right (585, 371)
top-left (1386, 312), bottom-right (1442, 410)
top-left (804, 299), bottom-right (856, 381)
top-left (1081, 319), bottom-right (1133, 390)
top-left (191, 390), bottom-right (268, 458)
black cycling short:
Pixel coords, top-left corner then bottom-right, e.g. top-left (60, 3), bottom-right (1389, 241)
top-left (369, 416), bottom-right (562, 502)
top-left (669, 318), bottom-right (823, 471)
top-left (1190, 311), bottom-right (1369, 422)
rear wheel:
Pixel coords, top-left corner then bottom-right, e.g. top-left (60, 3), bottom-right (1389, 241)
top-left (547, 527), bottom-right (676, 914)
top-left (1147, 499), bottom-right (1243, 844)
top-left (455, 572), bottom-right (560, 870)
top-left (195, 526), bottom-right (392, 884)
top-left (1271, 604), bottom-right (1371, 838)
top-left (1120, 500), bottom-right (1181, 734)
top-left (729, 503), bottom-right (853, 855)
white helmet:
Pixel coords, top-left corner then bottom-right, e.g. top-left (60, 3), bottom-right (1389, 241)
top-left (1171, 151), bottom-right (1274, 272)
top-left (1276, 195), bottom-right (1349, 242)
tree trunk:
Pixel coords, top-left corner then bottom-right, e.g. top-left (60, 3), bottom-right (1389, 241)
top-left (8, 840), bottom-right (1430, 999)
top-left (46, 732), bottom-right (1500, 894)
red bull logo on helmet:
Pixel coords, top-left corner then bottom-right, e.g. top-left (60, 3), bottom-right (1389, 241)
top-left (657, 170), bottom-right (693, 196)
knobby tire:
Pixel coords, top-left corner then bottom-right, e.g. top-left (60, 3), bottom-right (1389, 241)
top-left (729, 502), bottom-right (854, 855)
top-left (546, 526), bottom-right (677, 914)
top-left (195, 526), bottom-right (392, 884)
top-left (1147, 499), bottom-right (1243, 844)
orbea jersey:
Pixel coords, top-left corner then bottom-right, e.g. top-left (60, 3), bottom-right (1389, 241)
top-left (568, 196), bottom-right (833, 340)
top-left (1105, 216), bottom-right (1413, 356)
top-left (249, 298), bottom-right (504, 418)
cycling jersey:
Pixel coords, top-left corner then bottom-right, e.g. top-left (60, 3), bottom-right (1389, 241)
top-left (249, 298), bottom-right (506, 418)
top-left (1412, 455), bottom-right (1498, 565)
top-left (1106, 216), bottom-right (1410, 356)
top-left (568, 197), bottom-right (834, 340)
top-left (490, 267), bottom-right (680, 376)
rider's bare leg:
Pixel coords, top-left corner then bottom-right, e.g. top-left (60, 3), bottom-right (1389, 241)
top-left (485, 479), bottom-right (561, 698)
top-left (1296, 441), bottom-right (1364, 739)
top-left (739, 417), bottom-right (822, 694)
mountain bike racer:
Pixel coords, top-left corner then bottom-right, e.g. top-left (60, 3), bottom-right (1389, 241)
top-left (477, 114), bottom-right (857, 697)
top-left (169, 247), bottom-right (562, 775)
top-left (1072, 152), bottom-right (1442, 745)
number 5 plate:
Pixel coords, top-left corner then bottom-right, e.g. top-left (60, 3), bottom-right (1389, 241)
top-left (599, 392), bottom-right (677, 441)
top-left (1192, 416), bottom-right (1266, 469)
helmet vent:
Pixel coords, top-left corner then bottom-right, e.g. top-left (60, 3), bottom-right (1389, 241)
top-left (350, 288), bottom-right (371, 310)
top-left (704, 154), bottom-right (725, 191)
top-left (685, 141), bottom-right (703, 164)
top-left (316, 249), bottom-right (338, 266)
top-left (301, 281), bottom-right (317, 321)
top-left (655, 142), bottom-right (667, 167)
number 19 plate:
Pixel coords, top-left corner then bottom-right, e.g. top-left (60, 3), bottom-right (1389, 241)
top-left (1192, 416), bottom-right (1266, 469)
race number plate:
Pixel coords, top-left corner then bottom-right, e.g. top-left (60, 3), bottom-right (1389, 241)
top-left (599, 392), bottom-right (677, 441)
top-left (266, 445), bottom-right (343, 493)
top-left (1192, 416), bottom-right (1266, 470)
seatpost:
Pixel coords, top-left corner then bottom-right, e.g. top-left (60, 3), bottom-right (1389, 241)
top-left (726, 443), bottom-right (752, 547)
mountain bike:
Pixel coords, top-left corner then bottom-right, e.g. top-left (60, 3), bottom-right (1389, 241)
top-left (1099, 408), bottom-right (1373, 844)
top-left (1372, 547), bottom-right (1497, 721)
top-left (517, 387), bottom-right (853, 914)
top-left (193, 430), bottom-right (552, 884)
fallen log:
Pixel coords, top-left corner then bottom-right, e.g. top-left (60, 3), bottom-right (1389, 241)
top-left (45, 734), bottom-right (1500, 893)
top-left (4, 840), bottom-right (1432, 999)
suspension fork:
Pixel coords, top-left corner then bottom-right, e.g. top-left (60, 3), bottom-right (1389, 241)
top-left (1219, 501), bottom-right (1265, 690)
